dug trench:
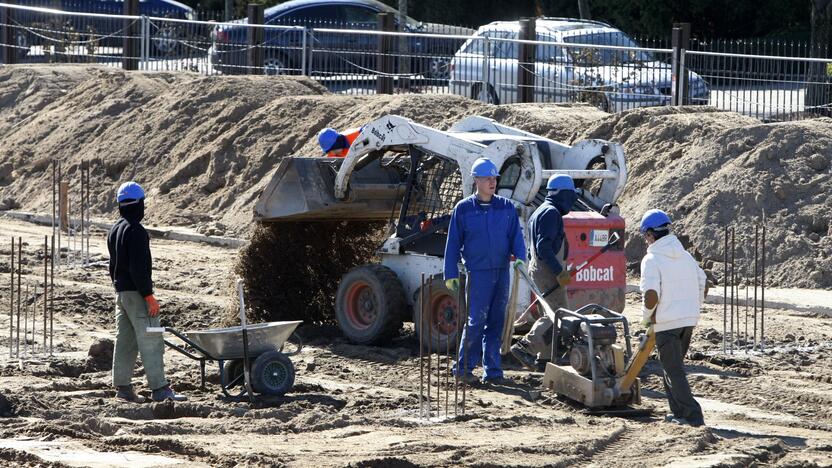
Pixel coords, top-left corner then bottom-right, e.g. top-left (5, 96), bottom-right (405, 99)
top-left (0, 67), bottom-right (831, 465)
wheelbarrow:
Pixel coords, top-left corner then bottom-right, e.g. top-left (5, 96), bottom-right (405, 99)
top-left (147, 280), bottom-right (302, 399)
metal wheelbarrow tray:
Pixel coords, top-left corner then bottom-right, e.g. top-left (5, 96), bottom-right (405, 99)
top-left (149, 320), bottom-right (303, 398)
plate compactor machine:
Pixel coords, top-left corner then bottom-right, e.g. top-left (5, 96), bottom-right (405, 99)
top-left (254, 114), bottom-right (646, 407)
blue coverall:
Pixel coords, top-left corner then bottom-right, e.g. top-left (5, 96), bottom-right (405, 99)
top-left (444, 194), bottom-right (526, 380)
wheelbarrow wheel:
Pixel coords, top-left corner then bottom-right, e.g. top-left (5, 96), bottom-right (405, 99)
top-left (251, 351), bottom-right (295, 396)
top-left (222, 359), bottom-right (245, 388)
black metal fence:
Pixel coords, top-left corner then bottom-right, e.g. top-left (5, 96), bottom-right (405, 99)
top-left (1, 2), bottom-right (831, 121)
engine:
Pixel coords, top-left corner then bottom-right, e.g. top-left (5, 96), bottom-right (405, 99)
top-left (557, 314), bottom-right (624, 377)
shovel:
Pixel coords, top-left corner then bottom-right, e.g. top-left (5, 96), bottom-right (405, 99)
top-left (236, 279), bottom-right (255, 402)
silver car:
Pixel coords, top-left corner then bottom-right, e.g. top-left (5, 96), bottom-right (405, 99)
top-left (449, 18), bottom-right (709, 111)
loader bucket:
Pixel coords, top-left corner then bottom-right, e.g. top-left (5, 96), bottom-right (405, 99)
top-left (254, 157), bottom-right (406, 222)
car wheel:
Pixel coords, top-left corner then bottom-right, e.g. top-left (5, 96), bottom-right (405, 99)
top-left (471, 82), bottom-right (500, 105)
top-left (263, 56), bottom-right (288, 75)
top-left (426, 57), bottom-right (450, 80)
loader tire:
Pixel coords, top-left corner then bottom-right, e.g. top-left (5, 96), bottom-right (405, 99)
top-left (336, 265), bottom-right (406, 345)
top-left (413, 276), bottom-right (462, 353)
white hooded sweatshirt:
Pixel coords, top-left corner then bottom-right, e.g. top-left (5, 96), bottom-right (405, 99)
top-left (640, 234), bottom-right (707, 333)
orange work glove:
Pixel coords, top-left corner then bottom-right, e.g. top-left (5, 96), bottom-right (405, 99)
top-left (144, 295), bottom-right (160, 317)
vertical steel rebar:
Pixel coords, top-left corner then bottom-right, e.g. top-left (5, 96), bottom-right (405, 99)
top-left (455, 274), bottom-right (462, 416)
top-left (43, 236), bottom-right (48, 355)
top-left (57, 162), bottom-right (62, 272)
top-left (744, 281), bottom-right (749, 348)
top-left (9, 237), bottom-right (14, 358)
top-left (723, 226), bottom-right (727, 354)
top-left (84, 161), bottom-right (89, 265)
top-left (761, 224), bottom-right (766, 351)
top-left (460, 274), bottom-right (468, 415)
top-left (23, 283), bottom-right (28, 358)
top-left (445, 299), bottom-right (450, 418)
top-left (730, 227), bottom-right (735, 354)
top-left (754, 224), bottom-right (758, 350)
top-left (50, 235), bottom-right (54, 355)
top-left (16, 238), bottom-right (21, 358)
top-left (52, 161), bottom-right (56, 243)
top-left (426, 277), bottom-right (432, 418)
top-left (419, 272), bottom-right (424, 418)
top-left (434, 280), bottom-right (440, 417)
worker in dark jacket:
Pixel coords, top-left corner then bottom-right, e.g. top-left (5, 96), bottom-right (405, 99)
top-left (108, 181), bottom-right (185, 403)
top-left (444, 158), bottom-right (526, 385)
top-left (511, 174), bottom-right (577, 370)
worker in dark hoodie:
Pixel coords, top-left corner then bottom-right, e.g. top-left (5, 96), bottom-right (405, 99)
top-left (108, 181), bottom-right (185, 403)
top-left (510, 174), bottom-right (577, 370)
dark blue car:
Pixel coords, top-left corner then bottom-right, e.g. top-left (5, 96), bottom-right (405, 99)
top-left (209, 0), bottom-right (472, 78)
top-left (11, 0), bottom-right (194, 59)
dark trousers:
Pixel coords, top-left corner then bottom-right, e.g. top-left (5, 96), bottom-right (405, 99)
top-left (655, 326), bottom-right (704, 424)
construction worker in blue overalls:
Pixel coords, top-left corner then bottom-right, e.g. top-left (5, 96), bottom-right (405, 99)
top-left (444, 157), bottom-right (526, 385)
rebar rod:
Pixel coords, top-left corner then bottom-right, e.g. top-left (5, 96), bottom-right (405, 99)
top-left (426, 277), bottom-right (432, 418)
top-left (455, 275), bottom-right (462, 417)
top-left (23, 283), bottom-right (29, 358)
top-left (16, 238), bottom-right (22, 358)
top-left (754, 224), bottom-right (758, 350)
top-left (731, 227), bottom-right (735, 354)
top-left (50, 235), bottom-right (54, 355)
top-left (761, 224), bottom-right (766, 351)
top-left (723, 226), bottom-right (727, 354)
top-left (9, 237), bottom-right (14, 358)
top-left (43, 236), bottom-right (48, 354)
top-left (419, 273), bottom-right (424, 417)
top-left (460, 274), bottom-right (468, 415)
top-left (434, 279), bottom-right (440, 417)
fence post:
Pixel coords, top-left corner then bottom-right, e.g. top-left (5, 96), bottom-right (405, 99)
top-left (376, 12), bottom-right (394, 94)
top-left (247, 4), bottom-right (264, 75)
top-left (517, 18), bottom-right (536, 103)
top-left (1, 0), bottom-right (16, 65)
top-left (670, 26), bottom-right (681, 106)
top-left (301, 26), bottom-right (308, 76)
top-left (673, 23), bottom-right (690, 106)
top-left (139, 15), bottom-right (148, 70)
top-left (122, 0), bottom-right (139, 70)
top-left (480, 36), bottom-right (491, 102)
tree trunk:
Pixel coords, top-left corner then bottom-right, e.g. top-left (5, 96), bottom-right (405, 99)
top-left (806, 0), bottom-right (832, 117)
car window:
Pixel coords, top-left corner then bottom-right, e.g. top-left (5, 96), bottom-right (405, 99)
top-left (274, 5), bottom-right (342, 25)
top-left (488, 31), bottom-right (517, 59)
top-left (563, 31), bottom-right (652, 65)
top-left (535, 33), bottom-right (564, 63)
top-left (340, 5), bottom-right (379, 23)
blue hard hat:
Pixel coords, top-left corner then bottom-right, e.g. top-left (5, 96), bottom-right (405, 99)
top-left (640, 209), bottom-right (672, 233)
top-left (117, 181), bottom-right (145, 203)
top-left (546, 174), bottom-right (575, 191)
top-left (318, 128), bottom-right (340, 153)
top-left (471, 158), bottom-right (499, 177)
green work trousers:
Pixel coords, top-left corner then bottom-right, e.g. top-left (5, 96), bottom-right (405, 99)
top-left (112, 291), bottom-right (167, 390)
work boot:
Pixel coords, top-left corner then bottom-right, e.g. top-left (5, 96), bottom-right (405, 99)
top-left (455, 373), bottom-right (479, 385)
top-left (510, 342), bottom-right (538, 371)
top-left (481, 376), bottom-right (512, 386)
top-left (115, 385), bottom-right (146, 403)
top-left (151, 385), bottom-right (187, 402)
top-left (667, 416), bottom-right (704, 427)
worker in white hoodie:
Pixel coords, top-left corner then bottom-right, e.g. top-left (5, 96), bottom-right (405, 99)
top-left (639, 209), bottom-right (707, 427)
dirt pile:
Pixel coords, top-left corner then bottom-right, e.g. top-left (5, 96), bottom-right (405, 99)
top-left (575, 106), bottom-right (832, 288)
top-left (0, 66), bottom-right (605, 237)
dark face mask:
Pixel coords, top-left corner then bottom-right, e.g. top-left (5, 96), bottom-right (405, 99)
top-left (118, 199), bottom-right (145, 223)
top-left (549, 190), bottom-right (578, 215)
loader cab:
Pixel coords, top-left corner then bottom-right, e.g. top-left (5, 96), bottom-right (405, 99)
top-left (390, 146), bottom-right (527, 258)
